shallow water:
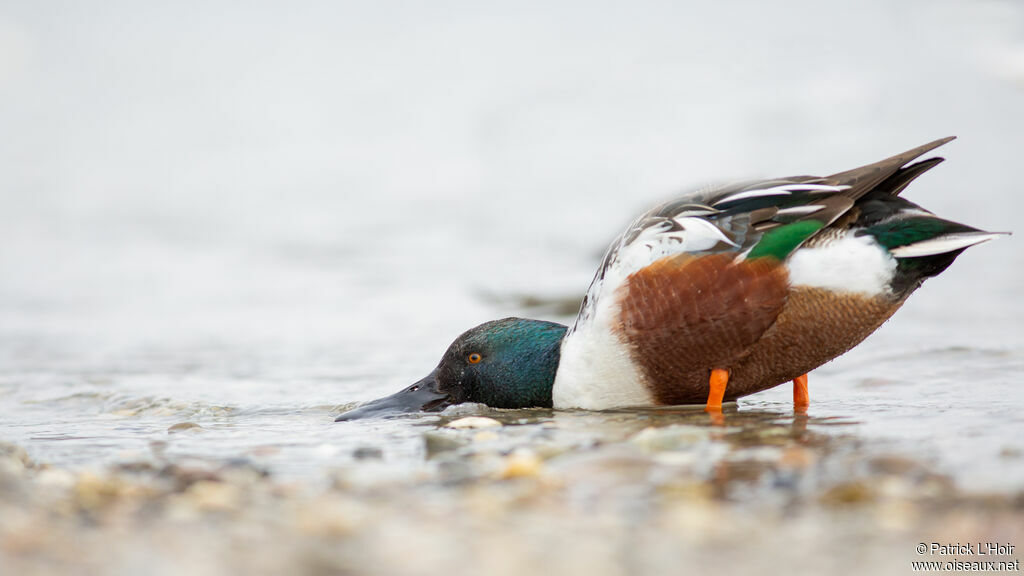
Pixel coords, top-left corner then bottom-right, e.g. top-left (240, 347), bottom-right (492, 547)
top-left (2, 310), bottom-right (1023, 492)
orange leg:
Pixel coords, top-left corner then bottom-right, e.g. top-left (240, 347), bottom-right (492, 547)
top-left (705, 368), bottom-right (729, 413)
top-left (793, 373), bottom-right (809, 410)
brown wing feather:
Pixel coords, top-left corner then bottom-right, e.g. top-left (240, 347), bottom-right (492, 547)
top-left (616, 253), bottom-right (789, 405)
top-left (824, 136), bottom-right (955, 200)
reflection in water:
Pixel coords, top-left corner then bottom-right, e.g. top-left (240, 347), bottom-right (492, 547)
top-left (414, 404), bottom-right (858, 505)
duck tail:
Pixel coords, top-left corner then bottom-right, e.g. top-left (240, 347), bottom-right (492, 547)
top-left (826, 136), bottom-right (955, 200)
top-left (886, 228), bottom-right (1008, 258)
top-left (862, 211), bottom-right (1008, 258)
top-left (860, 212), bottom-right (1009, 293)
top-left (873, 157), bottom-right (946, 197)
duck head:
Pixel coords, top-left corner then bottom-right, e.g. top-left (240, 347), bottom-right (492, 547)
top-left (335, 318), bottom-right (568, 421)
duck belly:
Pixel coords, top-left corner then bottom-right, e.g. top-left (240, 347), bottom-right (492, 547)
top-left (633, 287), bottom-right (905, 405)
top-left (721, 287), bottom-right (906, 401)
top-left (720, 232), bottom-right (906, 399)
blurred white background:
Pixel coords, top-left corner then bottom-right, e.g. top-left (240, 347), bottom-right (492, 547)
top-left (0, 0), bottom-right (1021, 390)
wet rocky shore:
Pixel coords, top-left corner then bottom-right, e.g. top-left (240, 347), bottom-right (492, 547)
top-left (3, 406), bottom-right (1021, 576)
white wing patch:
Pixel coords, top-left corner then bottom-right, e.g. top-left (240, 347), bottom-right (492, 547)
top-left (776, 205), bottom-right (826, 217)
top-left (713, 189), bottom-right (791, 204)
top-left (713, 183), bottom-right (849, 206)
top-left (675, 216), bottom-right (738, 249)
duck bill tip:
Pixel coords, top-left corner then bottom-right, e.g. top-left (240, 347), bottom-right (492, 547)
top-left (334, 370), bottom-right (451, 421)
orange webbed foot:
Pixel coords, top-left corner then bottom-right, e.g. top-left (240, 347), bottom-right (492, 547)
top-left (705, 368), bottom-right (729, 413)
top-left (793, 373), bottom-right (809, 412)
top-left (706, 368), bottom-right (729, 425)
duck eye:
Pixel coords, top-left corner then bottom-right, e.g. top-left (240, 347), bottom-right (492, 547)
top-left (467, 353), bottom-right (482, 364)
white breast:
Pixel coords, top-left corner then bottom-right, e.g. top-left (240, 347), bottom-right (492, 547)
top-left (552, 298), bottom-right (654, 410)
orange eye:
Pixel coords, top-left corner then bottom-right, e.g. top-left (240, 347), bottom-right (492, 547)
top-left (468, 353), bottom-right (482, 364)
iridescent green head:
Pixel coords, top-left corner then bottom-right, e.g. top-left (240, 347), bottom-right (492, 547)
top-left (336, 318), bottom-right (567, 420)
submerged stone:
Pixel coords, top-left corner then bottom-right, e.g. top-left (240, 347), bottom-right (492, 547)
top-left (445, 417), bottom-right (503, 429)
top-left (167, 422), bottom-right (204, 434)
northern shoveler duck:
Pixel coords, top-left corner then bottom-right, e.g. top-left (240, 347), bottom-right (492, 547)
top-left (336, 137), bottom-right (1006, 421)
